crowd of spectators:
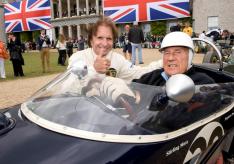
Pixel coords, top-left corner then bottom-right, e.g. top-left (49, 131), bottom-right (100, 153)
top-left (118, 32), bottom-right (164, 49)
top-left (23, 41), bottom-right (37, 51)
top-left (117, 22), bottom-right (193, 50)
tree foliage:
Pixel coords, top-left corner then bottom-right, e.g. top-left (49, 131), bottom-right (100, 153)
top-left (20, 31), bottom-right (33, 42)
top-left (150, 21), bottom-right (167, 35)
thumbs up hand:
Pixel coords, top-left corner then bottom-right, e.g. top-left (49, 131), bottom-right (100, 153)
top-left (94, 55), bottom-right (111, 74)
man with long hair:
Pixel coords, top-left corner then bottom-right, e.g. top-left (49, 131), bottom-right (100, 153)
top-left (68, 17), bottom-right (162, 83)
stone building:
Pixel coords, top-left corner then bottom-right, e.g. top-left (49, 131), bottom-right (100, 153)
top-left (0, 0), bottom-right (103, 42)
top-left (0, 0), bottom-right (8, 42)
top-left (50, 0), bottom-right (103, 41)
top-left (1, 0), bottom-right (189, 42)
top-left (192, 0), bottom-right (234, 34)
top-left (3, 0), bottom-right (233, 42)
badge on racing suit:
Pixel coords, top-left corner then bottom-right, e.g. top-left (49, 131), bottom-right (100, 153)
top-left (106, 68), bottom-right (117, 77)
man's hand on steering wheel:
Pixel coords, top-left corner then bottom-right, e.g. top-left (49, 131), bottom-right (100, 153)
top-left (100, 77), bottom-right (137, 103)
top-left (100, 77), bottom-right (139, 119)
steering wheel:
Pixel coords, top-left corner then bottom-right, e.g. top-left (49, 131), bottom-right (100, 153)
top-left (117, 97), bottom-right (136, 120)
top-left (82, 78), bottom-right (136, 120)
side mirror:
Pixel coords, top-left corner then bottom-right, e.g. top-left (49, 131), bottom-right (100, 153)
top-left (166, 74), bottom-right (195, 102)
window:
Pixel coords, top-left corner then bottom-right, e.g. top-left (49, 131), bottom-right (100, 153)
top-left (0, 0), bottom-right (8, 3)
top-left (208, 16), bottom-right (219, 30)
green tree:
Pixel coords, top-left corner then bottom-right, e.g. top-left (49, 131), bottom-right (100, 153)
top-left (20, 31), bottom-right (33, 42)
top-left (151, 21), bottom-right (167, 35)
top-left (32, 30), bottom-right (40, 42)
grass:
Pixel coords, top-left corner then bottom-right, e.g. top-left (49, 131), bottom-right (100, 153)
top-left (0, 50), bottom-right (68, 81)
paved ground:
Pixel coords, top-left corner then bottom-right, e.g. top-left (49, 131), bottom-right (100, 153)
top-left (0, 74), bottom-right (59, 110)
top-left (0, 48), bottom-right (203, 110)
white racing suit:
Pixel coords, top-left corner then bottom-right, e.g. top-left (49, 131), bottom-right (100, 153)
top-left (68, 48), bottom-right (162, 83)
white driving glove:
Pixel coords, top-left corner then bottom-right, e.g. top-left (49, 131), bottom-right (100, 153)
top-left (100, 77), bottom-right (136, 102)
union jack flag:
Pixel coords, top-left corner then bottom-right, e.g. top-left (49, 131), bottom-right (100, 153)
top-left (4, 0), bottom-right (52, 33)
top-left (104, 0), bottom-right (190, 23)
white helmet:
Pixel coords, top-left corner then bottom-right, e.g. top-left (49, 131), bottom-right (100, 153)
top-left (160, 32), bottom-right (194, 51)
top-left (160, 32), bottom-right (194, 69)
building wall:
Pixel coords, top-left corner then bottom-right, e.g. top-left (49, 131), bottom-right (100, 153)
top-left (193, 0), bottom-right (234, 33)
top-left (0, 0), bottom-right (15, 42)
top-left (0, 4), bottom-right (6, 42)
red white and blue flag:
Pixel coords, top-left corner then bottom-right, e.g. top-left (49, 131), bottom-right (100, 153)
top-left (4, 0), bottom-right (52, 33)
top-left (104, 0), bottom-right (190, 23)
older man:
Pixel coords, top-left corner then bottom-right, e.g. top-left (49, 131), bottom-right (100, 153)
top-left (100, 32), bottom-right (214, 103)
top-left (133, 31), bottom-right (214, 86)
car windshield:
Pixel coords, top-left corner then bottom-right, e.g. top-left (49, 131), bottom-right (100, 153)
top-left (21, 68), bottom-right (234, 142)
